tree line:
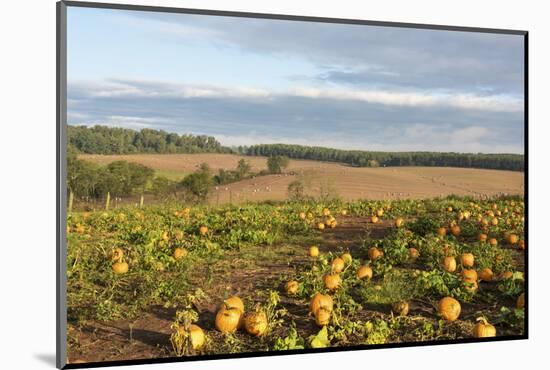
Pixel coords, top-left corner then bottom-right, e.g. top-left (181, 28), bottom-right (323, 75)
top-left (68, 125), bottom-right (523, 171)
top-left (67, 146), bottom-right (154, 199)
top-left (68, 125), bottom-right (233, 154)
top-left (242, 144), bottom-right (524, 171)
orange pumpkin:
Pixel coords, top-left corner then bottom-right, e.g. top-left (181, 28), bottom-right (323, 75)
top-left (112, 261), bottom-right (129, 274)
top-left (368, 247), bottom-right (384, 261)
top-left (479, 233), bottom-right (488, 243)
top-left (408, 248), bottom-right (420, 259)
top-left (391, 300), bottom-right (409, 316)
top-left (443, 256), bottom-right (457, 273)
top-left (450, 225), bottom-right (461, 237)
top-left (437, 227), bottom-right (447, 237)
top-left (173, 247), bottom-right (188, 260)
top-left (244, 311), bottom-right (268, 336)
top-left (507, 234), bottom-right (518, 245)
top-left (478, 267), bottom-right (494, 282)
top-left (371, 215), bottom-right (379, 223)
top-left (462, 269), bottom-right (478, 283)
top-left (285, 280), bottom-right (299, 295)
top-left (314, 307), bottom-right (332, 326)
top-left (460, 253), bottom-right (475, 268)
top-left (309, 246), bottom-right (319, 258)
top-left (199, 226), bottom-right (208, 236)
top-left (341, 252), bottom-right (352, 265)
top-left (331, 257), bottom-right (345, 273)
top-left (357, 265), bottom-right (373, 280)
top-left (189, 324), bottom-right (206, 349)
top-left (177, 324), bottom-right (206, 350)
top-left (395, 218), bottom-right (404, 228)
top-left (489, 238), bottom-right (498, 247)
top-left (473, 320), bottom-right (496, 338)
top-left (323, 273), bottom-right (342, 291)
top-left (464, 280), bottom-right (478, 293)
top-left (215, 306), bottom-right (241, 333)
top-left (223, 296), bottom-right (245, 313)
top-left (499, 271), bottom-right (514, 280)
top-left (310, 293), bottom-right (333, 315)
top-left (438, 297), bottom-right (461, 321)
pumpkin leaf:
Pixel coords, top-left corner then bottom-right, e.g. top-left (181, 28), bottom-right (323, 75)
top-left (308, 326), bottom-right (330, 348)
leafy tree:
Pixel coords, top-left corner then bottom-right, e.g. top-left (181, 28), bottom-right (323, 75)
top-left (236, 159), bottom-right (251, 178)
top-left (67, 155), bottom-right (155, 200)
top-left (213, 159), bottom-right (254, 185)
top-left (180, 165), bottom-right (212, 203)
top-left (68, 125), bottom-right (233, 155)
top-left (102, 161), bottom-right (154, 196)
top-left (267, 156), bottom-right (290, 174)
top-left (67, 156), bottom-right (101, 198)
top-left (151, 176), bottom-right (179, 199)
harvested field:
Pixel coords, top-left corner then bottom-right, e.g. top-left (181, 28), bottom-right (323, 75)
top-left (79, 153), bottom-right (524, 203)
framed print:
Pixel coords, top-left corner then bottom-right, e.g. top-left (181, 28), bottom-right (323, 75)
top-left (57, 1), bottom-right (527, 368)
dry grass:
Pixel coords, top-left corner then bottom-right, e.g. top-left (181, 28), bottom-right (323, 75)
top-left (80, 153), bottom-right (524, 203)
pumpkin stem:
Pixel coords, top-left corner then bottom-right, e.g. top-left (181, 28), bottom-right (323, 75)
top-left (475, 316), bottom-right (488, 324)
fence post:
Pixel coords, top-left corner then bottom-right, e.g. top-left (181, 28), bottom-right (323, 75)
top-left (140, 194), bottom-right (144, 208)
top-left (68, 189), bottom-right (74, 212)
top-left (105, 191), bottom-right (111, 210)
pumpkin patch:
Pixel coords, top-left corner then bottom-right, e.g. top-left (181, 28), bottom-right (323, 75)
top-left (66, 195), bottom-right (525, 360)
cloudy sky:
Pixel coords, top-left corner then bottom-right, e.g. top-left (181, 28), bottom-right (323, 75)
top-left (67, 7), bottom-right (525, 153)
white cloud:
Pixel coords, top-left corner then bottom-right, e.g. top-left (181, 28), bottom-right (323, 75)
top-left (213, 125), bottom-right (522, 154)
top-left (67, 111), bottom-right (90, 121)
top-left (290, 87), bottom-right (521, 112)
top-left (70, 78), bottom-right (523, 113)
top-left (70, 115), bottom-right (174, 130)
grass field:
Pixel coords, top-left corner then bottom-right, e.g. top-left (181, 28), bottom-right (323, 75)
top-left (79, 153), bottom-right (525, 203)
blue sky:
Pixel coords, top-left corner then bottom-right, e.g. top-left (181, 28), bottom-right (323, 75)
top-left (67, 6), bottom-right (525, 153)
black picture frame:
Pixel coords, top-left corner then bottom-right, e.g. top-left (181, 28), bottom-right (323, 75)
top-left (56, 1), bottom-right (528, 368)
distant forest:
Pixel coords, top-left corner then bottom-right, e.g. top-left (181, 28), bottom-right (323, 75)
top-left (68, 125), bottom-right (232, 154)
top-left (242, 144), bottom-right (524, 171)
top-left (68, 125), bottom-right (524, 171)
